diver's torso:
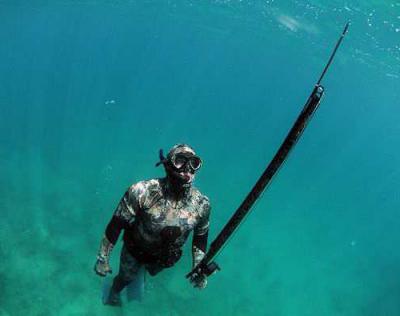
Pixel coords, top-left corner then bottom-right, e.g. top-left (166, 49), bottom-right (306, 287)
top-left (123, 178), bottom-right (205, 250)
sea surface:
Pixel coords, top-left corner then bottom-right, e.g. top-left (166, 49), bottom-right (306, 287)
top-left (0, 1), bottom-right (399, 315)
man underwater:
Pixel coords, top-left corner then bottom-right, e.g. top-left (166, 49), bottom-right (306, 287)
top-left (94, 144), bottom-right (211, 306)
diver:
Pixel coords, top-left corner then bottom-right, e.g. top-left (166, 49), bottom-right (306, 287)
top-left (94, 144), bottom-right (211, 306)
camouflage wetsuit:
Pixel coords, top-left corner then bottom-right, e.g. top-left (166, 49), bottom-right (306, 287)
top-left (96, 176), bottom-right (210, 301)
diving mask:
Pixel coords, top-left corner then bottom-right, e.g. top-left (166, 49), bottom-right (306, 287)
top-left (170, 152), bottom-right (202, 171)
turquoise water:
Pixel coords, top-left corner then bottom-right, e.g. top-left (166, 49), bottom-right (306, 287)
top-left (1, 1), bottom-right (399, 315)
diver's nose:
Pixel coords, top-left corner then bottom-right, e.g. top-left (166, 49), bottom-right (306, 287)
top-left (185, 163), bottom-right (195, 173)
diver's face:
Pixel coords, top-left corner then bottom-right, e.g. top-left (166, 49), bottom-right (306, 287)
top-left (168, 150), bottom-right (202, 185)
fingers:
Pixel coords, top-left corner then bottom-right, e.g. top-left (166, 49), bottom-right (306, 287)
top-left (94, 262), bottom-right (112, 277)
top-left (196, 280), bottom-right (207, 290)
top-left (193, 282), bottom-right (206, 289)
top-left (95, 268), bottom-right (106, 277)
top-left (190, 275), bottom-right (207, 289)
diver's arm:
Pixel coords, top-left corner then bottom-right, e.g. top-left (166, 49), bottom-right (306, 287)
top-left (192, 231), bottom-right (208, 267)
top-left (95, 235), bottom-right (114, 276)
top-left (191, 198), bottom-right (210, 267)
top-left (94, 216), bottom-right (127, 276)
top-left (190, 198), bottom-right (211, 288)
top-left (105, 215), bottom-right (127, 245)
top-left (94, 186), bottom-right (139, 276)
top-left (97, 214), bottom-right (128, 261)
top-left (190, 230), bottom-right (209, 289)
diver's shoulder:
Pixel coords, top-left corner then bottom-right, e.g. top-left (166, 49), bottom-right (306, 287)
top-left (128, 178), bottom-right (162, 194)
top-left (191, 186), bottom-right (210, 206)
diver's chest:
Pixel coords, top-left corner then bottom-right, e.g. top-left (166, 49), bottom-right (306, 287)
top-left (144, 200), bottom-right (198, 229)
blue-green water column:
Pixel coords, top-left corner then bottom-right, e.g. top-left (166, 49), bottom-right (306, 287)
top-left (0, 1), bottom-right (399, 315)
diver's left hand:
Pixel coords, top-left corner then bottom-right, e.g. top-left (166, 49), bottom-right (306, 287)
top-left (189, 272), bottom-right (207, 289)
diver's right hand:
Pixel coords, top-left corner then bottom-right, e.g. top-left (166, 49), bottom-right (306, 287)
top-left (94, 258), bottom-right (112, 277)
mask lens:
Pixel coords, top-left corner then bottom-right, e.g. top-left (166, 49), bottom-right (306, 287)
top-left (189, 156), bottom-right (202, 170)
top-left (173, 155), bottom-right (187, 169)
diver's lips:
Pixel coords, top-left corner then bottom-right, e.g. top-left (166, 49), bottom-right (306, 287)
top-left (178, 171), bottom-right (194, 182)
